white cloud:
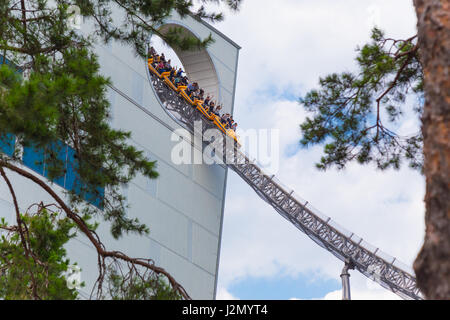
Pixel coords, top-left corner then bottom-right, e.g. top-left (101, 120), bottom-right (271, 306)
top-left (218, 0), bottom-right (417, 97)
top-left (216, 287), bottom-right (239, 300)
top-left (321, 288), bottom-right (400, 300)
top-left (317, 270), bottom-right (403, 300)
top-left (208, 0), bottom-right (423, 300)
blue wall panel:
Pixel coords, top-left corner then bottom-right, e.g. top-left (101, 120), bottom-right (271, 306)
top-left (22, 141), bottom-right (104, 209)
top-left (23, 143), bottom-right (45, 175)
top-left (0, 134), bottom-right (15, 157)
top-left (65, 145), bottom-right (104, 209)
top-left (43, 140), bottom-right (67, 188)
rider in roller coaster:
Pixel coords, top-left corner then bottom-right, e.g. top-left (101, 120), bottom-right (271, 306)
top-left (148, 46), bottom-right (239, 133)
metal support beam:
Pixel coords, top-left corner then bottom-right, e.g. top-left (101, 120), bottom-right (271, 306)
top-left (148, 70), bottom-right (423, 300)
top-left (340, 260), bottom-right (355, 300)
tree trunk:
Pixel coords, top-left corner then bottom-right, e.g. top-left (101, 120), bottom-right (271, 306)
top-left (413, 0), bottom-right (450, 300)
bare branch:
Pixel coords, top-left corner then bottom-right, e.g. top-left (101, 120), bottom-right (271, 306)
top-left (0, 160), bottom-right (191, 300)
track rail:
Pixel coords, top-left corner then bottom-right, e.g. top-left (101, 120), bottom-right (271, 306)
top-left (148, 70), bottom-right (422, 300)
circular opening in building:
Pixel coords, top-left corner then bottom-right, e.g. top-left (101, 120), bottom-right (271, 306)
top-left (148, 24), bottom-right (220, 104)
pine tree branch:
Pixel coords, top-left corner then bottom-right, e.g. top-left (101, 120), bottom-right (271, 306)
top-left (0, 160), bottom-right (191, 300)
top-left (374, 46), bottom-right (417, 140)
top-left (0, 165), bottom-right (41, 300)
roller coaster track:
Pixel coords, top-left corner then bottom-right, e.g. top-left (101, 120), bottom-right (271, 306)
top-left (147, 69), bottom-right (423, 300)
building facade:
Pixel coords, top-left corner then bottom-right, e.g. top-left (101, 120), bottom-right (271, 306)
top-left (0, 11), bottom-right (239, 299)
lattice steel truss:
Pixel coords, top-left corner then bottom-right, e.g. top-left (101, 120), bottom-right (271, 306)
top-left (149, 72), bottom-right (423, 300)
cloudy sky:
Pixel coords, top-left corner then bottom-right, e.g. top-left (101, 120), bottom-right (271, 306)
top-left (154, 0), bottom-right (424, 300)
top-left (208, 0), bottom-right (424, 300)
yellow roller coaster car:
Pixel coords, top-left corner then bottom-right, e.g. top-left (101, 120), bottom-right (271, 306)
top-left (212, 115), bottom-right (227, 134)
top-left (148, 58), bottom-right (240, 147)
top-left (177, 85), bottom-right (187, 92)
top-left (193, 100), bottom-right (215, 121)
top-left (163, 76), bottom-right (178, 91)
top-left (178, 88), bottom-right (195, 105)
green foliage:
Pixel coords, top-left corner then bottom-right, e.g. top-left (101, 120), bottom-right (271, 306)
top-left (299, 27), bottom-right (423, 171)
top-left (0, 1), bottom-right (242, 61)
top-left (0, 0), bottom-right (242, 240)
top-left (0, 0), bottom-right (241, 299)
top-left (106, 266), bottom-right (182, 300)
top-left (0, 211), bottom-right (81, 300)
top-left (0, 47), bottom-right (157, 239)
